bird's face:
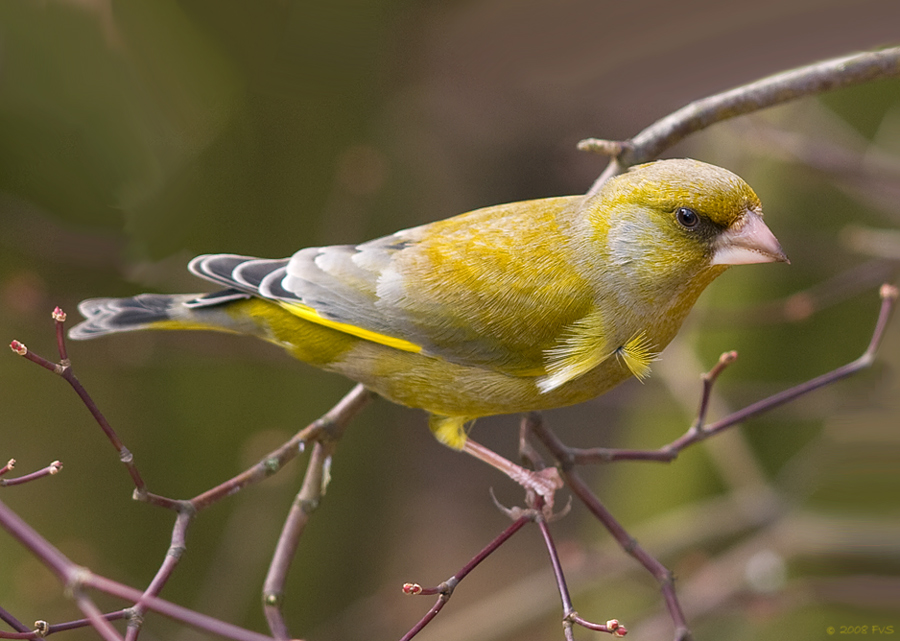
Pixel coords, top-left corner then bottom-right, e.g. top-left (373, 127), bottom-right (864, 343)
top-left (587, 159), bottom-right (787, 303)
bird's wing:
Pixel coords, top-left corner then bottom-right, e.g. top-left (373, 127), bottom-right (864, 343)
top-left (190, 197), bottom-right (601, 379)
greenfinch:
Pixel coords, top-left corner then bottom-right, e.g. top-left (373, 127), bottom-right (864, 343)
top-left (70, 158), bottom-right (787, 450)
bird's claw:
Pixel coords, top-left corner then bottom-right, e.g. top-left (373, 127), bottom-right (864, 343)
top-left (523, 466), bottom-right (564, 513)
top-left (489, 468), bottom-right (569, 521)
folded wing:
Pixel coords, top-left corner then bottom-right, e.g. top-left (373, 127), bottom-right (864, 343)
top-left (189, 197), bottom-right (597, 380)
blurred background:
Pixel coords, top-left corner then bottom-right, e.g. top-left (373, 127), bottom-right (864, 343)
top-left (1, 1), bottom-right (899, 640)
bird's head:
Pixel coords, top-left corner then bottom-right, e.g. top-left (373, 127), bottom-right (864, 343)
top-left (586, 158), bottom-right (788, 299)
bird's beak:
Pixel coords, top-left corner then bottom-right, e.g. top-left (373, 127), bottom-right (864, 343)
top-left (711, 210), bottom-right (789, 266)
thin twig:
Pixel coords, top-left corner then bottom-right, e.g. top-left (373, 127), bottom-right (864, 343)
top-left (399, 515), bottom-right (531, 641)
top-left (262, 441), bottom-right (331, 638)
top-left (0, 461), bottom-right (62, 487)
top-left (694, 351), bottom-right (738, 431)
top-left (0, 606), bottom-right (29, 634)
top-left (0, 460), bottom-right (15, 477)
top-left (44, 611), bottom-right (130, 636)
top-left (259, 385), bottom-right (370, 637)
top-left (537, 517), bottom-right (627, 637)
top-left (9, 309), bottom-right (147, 493)
top-left (124, 509), bottom-right (193, 641)
top-left (558, 467), bottom-right (692, 641)
top-left (72, 591), bottom-right (123, 641)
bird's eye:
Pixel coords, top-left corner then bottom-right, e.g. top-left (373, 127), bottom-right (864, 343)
top-left (675, 207), bottom-right (699, 228)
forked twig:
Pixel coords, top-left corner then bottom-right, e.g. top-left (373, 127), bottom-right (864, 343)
top-left (10, 307), bottom-right (147, 494)
top-left (537, 516), bottom-right (627, 639)
top-left (262, 384), bottom-right (372, 638)
top-left (6, 309), bottom-right (373, 640)
top-left (0, 460), bottom-right (62, 487)
top-left (540, 284), bottom-right (897, 466)
top-left (400, 514), bottom-right (532, 641)
top-left (530, 284), bottom-right (897, 640)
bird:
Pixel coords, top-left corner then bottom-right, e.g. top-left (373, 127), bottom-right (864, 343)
top-left (69, 158), bottom-right (788, 499)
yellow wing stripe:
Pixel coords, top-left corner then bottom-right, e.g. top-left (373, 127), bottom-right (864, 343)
top-left (279, 301), bottom-right (423, 354)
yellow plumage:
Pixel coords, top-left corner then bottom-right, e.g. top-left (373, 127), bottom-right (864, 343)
top-left (70, 159), bottom-right (788, 450)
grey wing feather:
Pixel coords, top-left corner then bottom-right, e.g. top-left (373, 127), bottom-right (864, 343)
top-left (186, 232), bottom-right (415, 340)
top-left (280, 233), bottom-right (413, 336)
top-left (188, 227), bottom-right (549, 369)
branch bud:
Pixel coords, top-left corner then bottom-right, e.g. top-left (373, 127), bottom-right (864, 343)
top-left (577, 138), bottom-right (626, 156)
top-left (402, 582), bottom-right (422, 595)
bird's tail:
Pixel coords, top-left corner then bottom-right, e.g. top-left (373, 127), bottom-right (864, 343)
top-left (68, 291), bottom-right (251, 340)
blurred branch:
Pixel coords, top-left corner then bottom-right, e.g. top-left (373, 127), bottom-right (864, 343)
top-left (845, 226), bottom-right (900, 260)
top-left (709, 259), bottom-right (898, 326)
top-left (724, 106), bottom-right (900, 222)
top-left (635, 512), bottom-right (900, 637)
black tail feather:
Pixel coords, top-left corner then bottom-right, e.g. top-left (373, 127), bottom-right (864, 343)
top-left (69, 294), bottom-right (183, 339)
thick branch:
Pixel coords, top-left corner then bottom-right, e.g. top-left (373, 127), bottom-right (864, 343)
top-left (584, 47), bottom-right (900, 194)
top-left (627, 48), bottom-right (900, 165)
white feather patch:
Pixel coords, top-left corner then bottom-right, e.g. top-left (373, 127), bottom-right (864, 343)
top-left (537, 319), bottom-right (658, 393)
top-left (537, 311), bottom-right (610, 393)
top-left (614, 331), bottom-right (657, 381)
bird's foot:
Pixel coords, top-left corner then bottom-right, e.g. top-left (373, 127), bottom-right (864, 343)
top-left (462, 438), bottom-right (564, 517)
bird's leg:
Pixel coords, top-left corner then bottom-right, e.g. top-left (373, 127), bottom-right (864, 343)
top-left (462, 438), bottom-right (563, 510)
